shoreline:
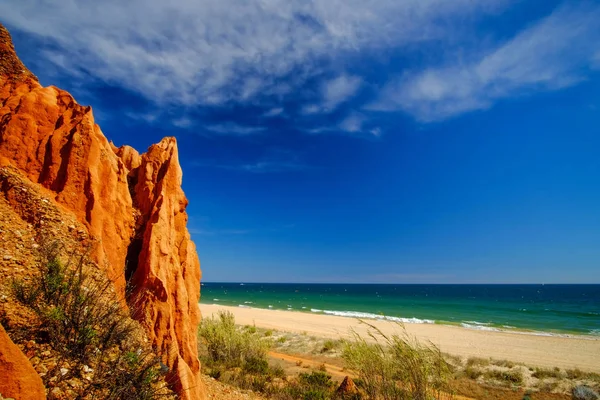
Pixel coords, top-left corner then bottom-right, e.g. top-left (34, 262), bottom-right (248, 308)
top-left (200, 303), bottom-right (600, 372)
top-left (207, 301), bottom-right (599, 339)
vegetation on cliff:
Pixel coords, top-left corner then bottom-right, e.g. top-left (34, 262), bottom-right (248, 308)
top-left (8, 239), bottom-right (174, 399)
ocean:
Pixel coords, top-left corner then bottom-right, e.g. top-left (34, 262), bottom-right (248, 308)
top-left (200, 283), bottom-right (600, 336)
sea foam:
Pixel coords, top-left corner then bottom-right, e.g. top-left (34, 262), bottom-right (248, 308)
top-left (310, 308), bottom-right (434, 324)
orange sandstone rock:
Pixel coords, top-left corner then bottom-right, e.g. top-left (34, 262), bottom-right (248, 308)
top-left (0, 324), bottom-right (46, 400)
top-left (0, 23), bottom-right (204, 399)
top-left (126, 137), bottom-right (202, 399)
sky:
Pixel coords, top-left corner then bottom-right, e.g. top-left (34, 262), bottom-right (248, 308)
top-left (2, 0), bottom-right (600, 283)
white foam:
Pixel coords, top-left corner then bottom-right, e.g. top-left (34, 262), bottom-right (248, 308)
top-left (238, 304), bottom-right (250, 308)
top-left (310, 309), bottom-right (434, 324)
top-left (464, 321), bottom-right (492, 326)
top-left (461, 323), bottom-right (501, 332)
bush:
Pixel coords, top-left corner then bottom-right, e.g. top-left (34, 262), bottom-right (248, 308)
top-left (567, 369), bottom-right (600, 382)
top-left (342, 322), bottom-right (451, 400)
top-left (464, 366), bottom-right (483, 380)
top-left (572, 385), bottom-right (600, 400)
top-left (484, 369), bottom-right (524, 385)
top-left (321, 339), bottom-right (339, 353)
top-left (198, 310), bottom-right (271, 370)
top-left (10, 240), bottom-right (171, 399)
top-left (466, 357), bottom-right (490, 367)
top-left (532, 367), bottom-right (563, 379)
top-left (272, 371), bottom-right (335, 400)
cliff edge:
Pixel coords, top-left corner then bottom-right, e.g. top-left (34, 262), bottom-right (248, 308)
top-left (0, 23), bottom-right (204, 399)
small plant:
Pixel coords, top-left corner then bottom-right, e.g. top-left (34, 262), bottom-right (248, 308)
top-left (9, 240), bottom-right (172, 399)
top-left (321, 339), bottom-right (338, 353)
top-left (466, 357), bottom-right (490, 367)
top-left (199, 311), bottom-right (270, 369)
top-left (532, 367), bottom-right (563, 379)
top-left (264, 329), bottom-right (273, 337)
top-left (491, 359), bottom-right (516, 368)
top-left (464, 365), bottom-right (483, 380)
top-left (484, 369), bottom-right (524, 385)
top-left (572, 385), bottom-right (600, 400)
top-left (567, 369), bottom-right (600, 382)
top-left (342, 321), bottom-right (451, 400)
top-left (277, 371), bottom-right (335, 400)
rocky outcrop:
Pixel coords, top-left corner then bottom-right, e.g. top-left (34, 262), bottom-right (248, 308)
top-left (123, 138), bottom-right (202, 398)
top-left (0, 324), bottom-right (46, 400)
top-left (336, 376), bottom-right (359, 399)
top-left (0, 23), bottom-right (203, 399)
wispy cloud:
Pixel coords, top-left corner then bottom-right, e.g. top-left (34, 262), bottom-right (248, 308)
top-left (263, 107), bottom-right (284, 117)
top-left (6, 0), bottom-right (597, 129)
top-left (370, 2), bottom-right (600, 121)
top-left (338, 112), bottom-right (364, 133)
top-left (205, 122), bottom-right (265, 136)
top-left (2, 0), bottom-right (507, 108)
top-left (193, 148), bottom-right (311, 173)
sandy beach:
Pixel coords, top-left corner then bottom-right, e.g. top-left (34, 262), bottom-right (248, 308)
top-left (200, 304), bottom-right (600, 373)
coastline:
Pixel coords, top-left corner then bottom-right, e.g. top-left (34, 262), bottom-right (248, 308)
top-left (200, 303), bottom-right (600, 373)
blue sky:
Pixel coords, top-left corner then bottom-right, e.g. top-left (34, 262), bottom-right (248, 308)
top-left (3, 0), bottom-right (600, 283)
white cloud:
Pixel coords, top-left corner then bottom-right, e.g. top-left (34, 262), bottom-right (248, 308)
top-left (370, 2), bottom-right (600, 121)
top-left (322, 74), bottom-right (362, 111)
top-left (339, 113), bottom-right (364, 132)
top-left (263, 107), bottom-right (284, 117)
top-left (302, 74), bottom-right (362, 114)
top-left (1, 0), bottom-right (509, 108)
top-left (205, 122), bottom-right (265, 135)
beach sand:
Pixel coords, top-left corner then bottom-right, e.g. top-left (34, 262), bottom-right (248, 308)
top-left (200, 304), bottom-right (600, 372)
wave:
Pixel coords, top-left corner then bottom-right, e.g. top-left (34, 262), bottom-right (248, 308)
top-left (310, 308), bottom-right (435, 324)
top-left (461, 323), bottom-right (501, 332)
top-left (238, 304), bottom-right (250, 308)
top-left (463, 321), bottom-right (492, 326)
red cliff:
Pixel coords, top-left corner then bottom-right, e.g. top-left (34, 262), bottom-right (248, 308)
top-left (0, 24), bottom-right (204, 399)
top-left (0, 324), bottom-right (46, 400)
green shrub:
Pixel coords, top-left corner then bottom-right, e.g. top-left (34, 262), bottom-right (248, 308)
top-left (532, 367), bottom-right (563, 379)
top-left (484, 369), bottom-right (524, 385)
top-left (198, 310), bottom-right (270, 369)
top-left (273, 371), bottom-right (335, 400)
top-left (466, 357), bottom-right (490, 367)
top-left (572, 385), bottom-right (599, 400)
top-left (567, 369), bottom-right (600, 382)
top-left (464, 365), bottom-right (483, 380)
top-left (10, 240), bottom-right (171, 399)
top-left (321, 339), bottom-right (338, 353)
top-left (491, 359), bottom-right (516, 368)
top-left (342, 322), bottom-right (451, 400)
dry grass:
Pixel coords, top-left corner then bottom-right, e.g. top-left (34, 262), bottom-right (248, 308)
top-left (342, 321), bottom-right (452, 400)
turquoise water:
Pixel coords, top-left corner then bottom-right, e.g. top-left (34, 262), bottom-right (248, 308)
top-left (200, 283), bottom-right (600, 336)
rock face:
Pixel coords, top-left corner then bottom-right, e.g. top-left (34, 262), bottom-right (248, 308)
top-left (336, 376), bottom-right (359, 398)
top-left (0, 23), bottom-right (203, 399)
top-left (0, 324), bottom-right (47, 400)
